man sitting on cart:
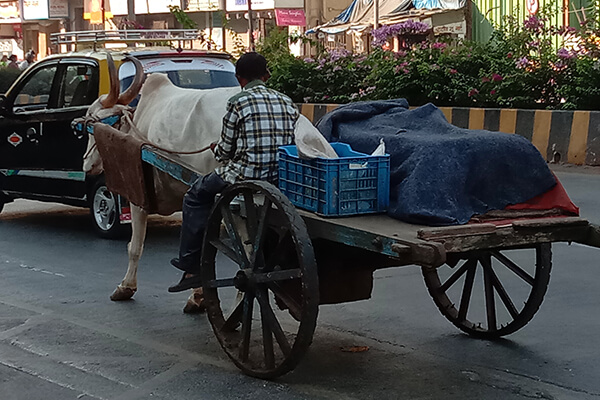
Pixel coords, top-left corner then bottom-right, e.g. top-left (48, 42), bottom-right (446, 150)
top-left (168, 51), bottom-right (300, 292)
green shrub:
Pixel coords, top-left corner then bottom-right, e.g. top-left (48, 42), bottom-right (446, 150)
top-left (259, 5), bottom-right (600, 110)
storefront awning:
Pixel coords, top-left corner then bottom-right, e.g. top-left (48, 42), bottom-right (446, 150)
top-left (307, 0), bottom-right (465, 35)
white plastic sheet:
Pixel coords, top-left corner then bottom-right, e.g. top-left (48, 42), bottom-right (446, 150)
top-left (294, 114), bottom-right (338, 159)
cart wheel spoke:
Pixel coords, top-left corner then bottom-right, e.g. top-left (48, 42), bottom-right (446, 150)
top-left (220, 204), bottom-right (250, 268)
top-left (439, 259), bottom-right (471, 293)
top-left (422, 244), bottom-right (552, 339)
top-left (481, 255), bottom-right (519, 319)
top-left (202, 181), bottom-right (319, 379)
top-left (458, 259), bottom-right (477, 321)
top-left (222, 297), bottom-right (244, 332)
top-left (251, 199), bottom-right (271, 271)
top-left (208, 239), bottom-right (243, 265)
top-left (491, 250), bottom-right (535, 286)
top-left (239, 292), bottom-right (254, 362)
top-left (258, 288), bottom-right (275, 369)
top-left (481, 255), bottom-right (497, 332)
top-left (256, 288), bottom-right (291, 356)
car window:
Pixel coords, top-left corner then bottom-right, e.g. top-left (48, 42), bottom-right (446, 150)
top-left (168, 70), bottom-right (239, 89)
top-left (120, 69), bottom-right (238, 107)
top-left (13, 65), bottom-right (57, 110)
top-left (58, 64), bottom-right (98, 107)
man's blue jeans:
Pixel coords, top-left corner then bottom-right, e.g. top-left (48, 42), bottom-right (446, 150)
top-left (178, 172), bottom-right (229, 274)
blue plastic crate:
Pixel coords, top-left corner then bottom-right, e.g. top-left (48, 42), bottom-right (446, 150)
top-left (278, 142), bottom-right (390, 216)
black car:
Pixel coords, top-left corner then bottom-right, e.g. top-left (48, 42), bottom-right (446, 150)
top-left (0, 47), bottom-right (237, 237)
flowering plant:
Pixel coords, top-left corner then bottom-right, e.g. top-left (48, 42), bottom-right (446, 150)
top-left (372, 21), bottom-right (431, 47)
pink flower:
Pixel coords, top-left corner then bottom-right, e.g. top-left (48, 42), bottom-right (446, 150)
top-left (449, 68), bottom-right (457, 74)
top-left (507, 52), bottom-right (513, 59)
top-left (481, 76), bottom-right (490, 83)
top-left (468, 88), bottom-right (479, 97)
top-left (492, 73), bottom-right (503, 82)
top-left (490, 90), bottom-right (496, 95)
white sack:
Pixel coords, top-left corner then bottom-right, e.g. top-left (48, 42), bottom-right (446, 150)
top-left (294, 114), bottom-right (338, 159)
top-left (371, 138), bottom-right (386, 156)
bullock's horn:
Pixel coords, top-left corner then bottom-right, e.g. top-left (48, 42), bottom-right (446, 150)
top-left (100, 52), bottom-right (119, 108)
top-left (118, 56), bottom-right (145, 105)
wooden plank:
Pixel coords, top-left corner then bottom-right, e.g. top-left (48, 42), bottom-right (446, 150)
top-left (418, 223), bottom-right (497, 240)
top-left (511, 217), bottom-right (588, 229)
top-left (438, 225), bottom-right (589, 253)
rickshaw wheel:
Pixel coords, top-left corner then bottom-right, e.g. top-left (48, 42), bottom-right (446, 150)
top-left (201, 180), bottom-right (319, 379)
top-left (422, 243), bottom-right (552, 339)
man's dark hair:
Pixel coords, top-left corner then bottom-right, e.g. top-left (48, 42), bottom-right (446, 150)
top-left (235, 52), bottom-right (269, 81)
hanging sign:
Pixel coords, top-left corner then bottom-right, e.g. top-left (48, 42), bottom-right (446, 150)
top-left (526, 0), bottom-right (538, 14)
top-left (275, 9), bottom-right (305, 26)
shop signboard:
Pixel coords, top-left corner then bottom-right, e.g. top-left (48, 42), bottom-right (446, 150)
top-left (21, 0), bottom-right (49, 20)
top-left (49, 0), bottom-right (68, 18)
top-left (186, 0), bottom-right (221, 11)
top-left (226, 0), bottom-right (303, 12)
top-left (275, 8), bottom-right (305, 26)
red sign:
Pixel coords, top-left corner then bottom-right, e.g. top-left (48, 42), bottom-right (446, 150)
top-left (275, 9), bottom-right (305, 26)
top-left (526, 0), bottom-right (538, 14)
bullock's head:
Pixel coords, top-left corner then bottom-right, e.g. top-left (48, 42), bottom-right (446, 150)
top-left (83, 53), bottom-right (145, 175)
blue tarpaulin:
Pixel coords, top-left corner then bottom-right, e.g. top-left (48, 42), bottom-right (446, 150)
top-left (316, 100), bottom-right (557, 226)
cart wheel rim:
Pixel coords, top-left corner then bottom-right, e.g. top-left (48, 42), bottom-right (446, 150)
top-left (93, 185), bottom-right (117, 231)
top-left (201, 181), bottom-right (319, 378)
top-left (422, 243), bottom-right (552, 338)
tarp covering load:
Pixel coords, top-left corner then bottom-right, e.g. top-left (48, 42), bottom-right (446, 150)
top-left (316, 100), bottom-right (564, 226)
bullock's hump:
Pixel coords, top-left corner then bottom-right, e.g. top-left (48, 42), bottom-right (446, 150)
top-left (141, 73), bottom-right (173, 96)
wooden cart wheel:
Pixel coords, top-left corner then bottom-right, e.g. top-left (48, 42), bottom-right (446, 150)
top-left (422, 243), bottom-right (552, 339)
top-left (201, 180), bottom-right (319, 379)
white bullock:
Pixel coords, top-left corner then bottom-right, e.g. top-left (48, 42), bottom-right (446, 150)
top-left (84, 54), bottom-right (321, 313)
top-left (83, 54), bottom-right (240, 312)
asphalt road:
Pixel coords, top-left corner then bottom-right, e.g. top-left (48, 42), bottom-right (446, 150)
top-left (0, 168), bottom-right (599, 400)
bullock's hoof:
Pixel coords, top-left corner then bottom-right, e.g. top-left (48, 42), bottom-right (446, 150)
top-left (110, 286), bottom-right (137, 301)
top-left (183, 292), bottom-right (206, 314)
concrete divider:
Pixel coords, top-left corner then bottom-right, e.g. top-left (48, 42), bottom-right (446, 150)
top-left (297, 103), bottom-right (600, 166)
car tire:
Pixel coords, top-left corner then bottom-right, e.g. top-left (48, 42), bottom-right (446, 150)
top-left (89, 178), bottom-right (129, 239)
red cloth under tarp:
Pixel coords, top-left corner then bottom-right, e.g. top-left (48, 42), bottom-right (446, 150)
top-left (506, 174), bottom-right (579, 215)
top-left (469, 174), bottom-right (579, 226)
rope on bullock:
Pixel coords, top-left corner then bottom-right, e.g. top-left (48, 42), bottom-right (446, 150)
top-left (122, 111), bottom-right (215, 155)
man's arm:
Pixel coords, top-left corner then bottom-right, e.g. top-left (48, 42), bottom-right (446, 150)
top-left (214, 101), bottom-right (239, 162)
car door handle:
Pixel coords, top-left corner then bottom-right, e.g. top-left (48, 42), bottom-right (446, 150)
top-left (26, 127), bottom-right (40, 144)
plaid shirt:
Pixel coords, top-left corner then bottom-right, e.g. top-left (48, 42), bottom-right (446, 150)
top-left (214, 80), bottom-right (299, 183)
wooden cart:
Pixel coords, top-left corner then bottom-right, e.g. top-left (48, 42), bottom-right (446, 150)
top-left (142, 146), bottom-right (600, 379)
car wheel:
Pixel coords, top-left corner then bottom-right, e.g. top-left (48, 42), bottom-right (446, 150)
top-left (89, 178), bottom-right (128, 239)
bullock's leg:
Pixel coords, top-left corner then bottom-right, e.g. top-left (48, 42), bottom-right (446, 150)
top-left (110, 205), bottom-right (148, 301)
top-left (183, 288), bottom-right (206, 314)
